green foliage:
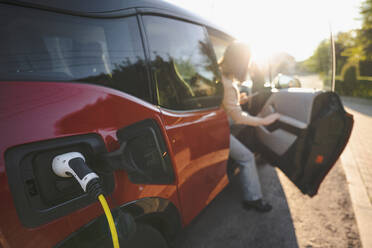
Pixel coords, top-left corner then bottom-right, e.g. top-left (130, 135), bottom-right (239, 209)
top-left (359, 60), bottom-right (372, 76)
top-left (305, 0), bottom-right (372, 99)
top-left (335, 79), bottom-right (372, 99)
top-left (302, 39), bottom-right (331, 76)
top-left (344, 66), bottom-right (357, 82)
top-left (360, 0), bottom-right (372, 59)
top-left (334, 31), bottom-right (361, 75)
top-left (342, 65), bottom-right (358, 95)
top-left (335, 65), bottom-right (372, 98)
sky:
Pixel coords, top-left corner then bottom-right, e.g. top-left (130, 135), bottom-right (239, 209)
top-left (167, 0), bottom-right (363, 61)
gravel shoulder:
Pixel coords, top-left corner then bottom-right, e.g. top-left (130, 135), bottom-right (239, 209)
top-left (173, 162), bottom-right (361, 248)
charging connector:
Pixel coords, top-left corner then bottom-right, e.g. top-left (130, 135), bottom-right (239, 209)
top-left (52, 152), bottom-right (119, 248)
top-left (52, 152), bottom-right (99, 191)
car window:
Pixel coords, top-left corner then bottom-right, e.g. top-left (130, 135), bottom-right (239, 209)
top-left (143, 16), bottom-right (223, 110)
top-left (0, 5), bottom-right (150, 102)
top-left (207, 30), bottom-right (233, 63)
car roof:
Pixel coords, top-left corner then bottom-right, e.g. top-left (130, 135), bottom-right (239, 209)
top-left (12, 0), bottom-right (191, 14)
top-left (8, 0), bottom-right (233, 38)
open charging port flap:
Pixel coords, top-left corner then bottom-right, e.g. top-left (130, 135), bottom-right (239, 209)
top-left (5, 133), bottom-right (114, 228)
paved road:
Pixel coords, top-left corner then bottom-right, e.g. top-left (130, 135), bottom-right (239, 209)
top-left (297, 74), bottom-right (324, 90)
top-left (173, 162), bottom-right (361, 248)
top-left (171, 87), bottom-right (366, 247)
top-left (340, 97), bottom-right (372, 247)
top-left (342, 97), bottom-right (372, 204)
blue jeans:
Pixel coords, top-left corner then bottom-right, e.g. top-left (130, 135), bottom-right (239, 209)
top-left (229, 134), bottom-right (263, 201)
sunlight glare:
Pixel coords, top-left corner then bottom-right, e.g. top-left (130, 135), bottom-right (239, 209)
top-left (168, 0), bottom-right (362, 62)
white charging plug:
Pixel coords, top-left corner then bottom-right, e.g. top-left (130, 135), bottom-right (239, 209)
top-left (52, 152), bottom-right (99, 192)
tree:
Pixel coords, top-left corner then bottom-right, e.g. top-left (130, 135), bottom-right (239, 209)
top-left (334, 31), bottom-right (359, 74)
top-left (303, 39), bottom-right (331, 77)
top-left (359, 0), bottom-right (372, 60)
top-left (305, 0), bottom-right (372, 77)
top-left (342, 65), bottom-right (358, 95)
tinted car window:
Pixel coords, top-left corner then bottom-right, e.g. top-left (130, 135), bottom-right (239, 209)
top-left (143, 16), bottom-right (222, 110)
top-left (208, 30), bottom-right (234, 62)
top-left (0, 5), bottom-right (150, 102)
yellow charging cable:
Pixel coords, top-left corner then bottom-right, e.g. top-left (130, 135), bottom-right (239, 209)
top-left (98, 194), bottom-right (120, 248)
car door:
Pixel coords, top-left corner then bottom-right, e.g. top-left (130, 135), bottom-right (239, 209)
top-left (253, 89), bottom-right (353, 196)
top-left (141, 15), bottom-right (230, 224)
top-left (0, 8), bottom-right (182, 247)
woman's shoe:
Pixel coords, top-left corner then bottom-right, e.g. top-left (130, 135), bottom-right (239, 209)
top-left (242, 199), bottom-right (272, 213)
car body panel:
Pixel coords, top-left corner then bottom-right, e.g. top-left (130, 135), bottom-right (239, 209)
top-left (160, 107), bottom-right (230, 224)
top-left (0, 81), bottom-right (181, 247)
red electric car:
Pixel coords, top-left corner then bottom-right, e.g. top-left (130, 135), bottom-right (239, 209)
top-left (0, 0), bottom-right (353, 247)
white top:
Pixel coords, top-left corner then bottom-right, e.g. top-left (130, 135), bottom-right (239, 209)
top-left (221, 76), bottom-right (262, 126)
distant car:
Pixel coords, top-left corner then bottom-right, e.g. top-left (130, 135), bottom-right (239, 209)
top-left (273, 74), bottom-right (302, 89)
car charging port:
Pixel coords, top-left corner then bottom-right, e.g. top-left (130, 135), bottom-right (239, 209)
top-left (5, 134), bottom-right (114, 228)
top-left (52, 152), bottom-right (119, 248)
top-left (32, 144), bottom-right (95, 207)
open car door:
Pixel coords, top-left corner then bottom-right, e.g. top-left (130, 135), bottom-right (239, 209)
top-left (253, 89), bottom-right (353, 196)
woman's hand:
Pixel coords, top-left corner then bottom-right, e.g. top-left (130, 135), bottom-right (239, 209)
top-left (240, 92), bottom-right (258, 105)
top-left (239, 92), bottom-right (249, 105)
top-left (261, 113), bottom-right (281, 126)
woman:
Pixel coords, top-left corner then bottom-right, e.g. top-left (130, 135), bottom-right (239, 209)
top-left (220, 42), bottom-right (280, 212)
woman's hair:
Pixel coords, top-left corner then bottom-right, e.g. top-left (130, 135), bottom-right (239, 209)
top-left (219, 42), bottom-right (251, 82)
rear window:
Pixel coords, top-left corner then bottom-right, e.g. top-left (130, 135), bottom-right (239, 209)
top-left (143, 16), bottom-right (223, 111)
top-left (0, 5), bottom-right (150, 102)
